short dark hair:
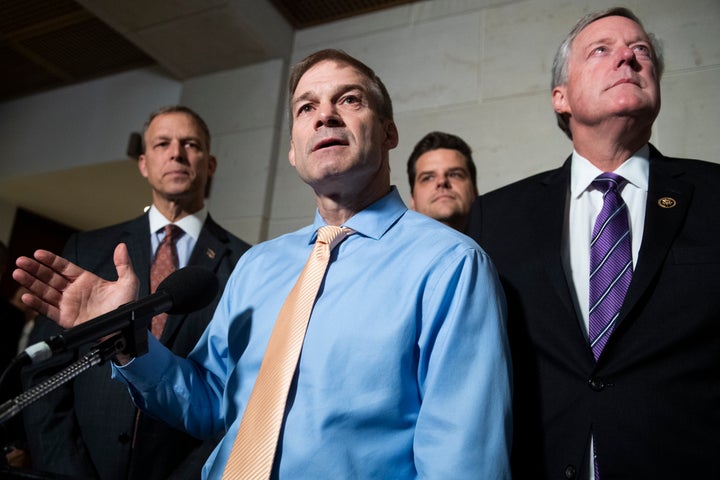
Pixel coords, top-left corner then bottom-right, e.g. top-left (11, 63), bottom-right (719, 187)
top-left (551, 7), bottom-right (664, 139)
top-left (142, 105), bottom-right (212, 152)
top-left (406, 131), bottom-right (477, 194)
top-left (288, 49), bottom-right (393, 125)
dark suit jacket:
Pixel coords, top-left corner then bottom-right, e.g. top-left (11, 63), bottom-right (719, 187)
top-left (468, 145), bottom-right (720, 480)
top-left (0, 299), bottom-right (24, 376)
top-left (22, 214), bottom-right (250, 480)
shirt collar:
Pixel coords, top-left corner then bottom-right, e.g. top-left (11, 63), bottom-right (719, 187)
top-left (148, 204), bottom-right (207, 241)
top-left (570, 144), bottom-right (650, 198)
top-left (309, 186), bottom-right (407, 243)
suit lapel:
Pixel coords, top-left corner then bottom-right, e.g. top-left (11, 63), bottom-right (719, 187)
top-left (523, 159), bottom-right (600, 366)
top-left (616, 146), bottom-right (692, 328)
top-left (536, 159), bottom-right (579, 322)
top-left (187, 216), bottom-right (230, 272)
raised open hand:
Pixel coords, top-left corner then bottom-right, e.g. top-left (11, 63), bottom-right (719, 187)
top-left (12, 243), bottom-right (139, 329)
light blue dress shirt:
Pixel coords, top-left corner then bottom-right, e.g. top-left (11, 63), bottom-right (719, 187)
top-left (114, 187), bottom-right (512, 479)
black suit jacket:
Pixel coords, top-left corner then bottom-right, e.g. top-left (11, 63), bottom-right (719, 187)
top-left (22, 214), bottom-right (250, 480)
top-left (468, 145), bottom-right (720, 479)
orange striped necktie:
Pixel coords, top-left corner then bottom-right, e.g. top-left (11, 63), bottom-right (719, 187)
top-left (221, 225), bottom-right (353, 479)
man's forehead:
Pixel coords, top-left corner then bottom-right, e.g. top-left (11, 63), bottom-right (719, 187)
top-left (144, 112), bottom-right (209, 149)
top-left (575, 15), bottom-right (649, 46)
top-left (294, 60), bottom-right (368, 94)
top-left (148, 113), bottom-right (200, 135)
top-left (418, 149), bottom-right (468, 166)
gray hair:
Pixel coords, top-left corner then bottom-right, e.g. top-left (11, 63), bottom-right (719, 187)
top-left (551, 7), bottom-right (664, 138)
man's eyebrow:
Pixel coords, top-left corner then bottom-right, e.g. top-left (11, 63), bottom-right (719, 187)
top-left (292, 83), bottom-right (367, 105)
top-left (292, 91), bottom-right (314, 106)
top-left (336, 83), bottom-right (366, 93)
top-left (418, 167), bottom-right (468, 177)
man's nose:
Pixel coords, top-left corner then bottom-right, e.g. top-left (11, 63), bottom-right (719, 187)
top-left (315, 103), bottom-right (343, 129)
top-left (169, 140), bottom-right (187, 162)
top-left (616, 46), bottom-right (640, 70)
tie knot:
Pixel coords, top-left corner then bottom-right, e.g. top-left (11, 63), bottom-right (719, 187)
top-left (162, 224), bottom-right (183, 243)
top-left (593, 172), bottom-right (626, 194)
top-left (316, 226), bottom-right (353, 251)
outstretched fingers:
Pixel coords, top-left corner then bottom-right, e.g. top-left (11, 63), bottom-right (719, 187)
top-left (12, 252), bottom-right (69, 321)
top-left (13, 244), bottom-right (140, 329)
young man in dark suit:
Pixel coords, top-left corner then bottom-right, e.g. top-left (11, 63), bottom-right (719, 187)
top-left (21, 106), bottom-right (251, 480)
top-left (468, 7), bottom-right (720, 480)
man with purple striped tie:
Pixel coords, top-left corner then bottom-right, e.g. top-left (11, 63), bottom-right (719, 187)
top-left (468, 7), bottom-right (720, 480)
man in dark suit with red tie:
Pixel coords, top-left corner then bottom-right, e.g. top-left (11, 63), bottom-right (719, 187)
top-left (21, 106), bottom-right (250, 480)
top-left (468, 7), bottom-right (720, 480)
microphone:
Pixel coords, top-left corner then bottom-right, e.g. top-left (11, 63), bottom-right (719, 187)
top-left (22, 266), bottom-right (219, 364)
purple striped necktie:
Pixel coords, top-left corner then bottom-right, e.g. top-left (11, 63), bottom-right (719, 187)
top-left (589, 172), bottom-right (632, 480)
top-left (589, 172), bottom-right (632, 361)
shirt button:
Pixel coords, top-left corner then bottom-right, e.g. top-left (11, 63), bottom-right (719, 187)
top-left (588, 377), bottom-right (605, 391)
top-left (564, 465), bottom-right (577, 479)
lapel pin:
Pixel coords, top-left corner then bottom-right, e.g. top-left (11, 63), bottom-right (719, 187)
top-left (657, 197), bottom-right (676, 209)
top-left (206, 248), bottom-right (216, 259)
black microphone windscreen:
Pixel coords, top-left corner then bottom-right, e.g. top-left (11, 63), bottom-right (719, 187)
top-left (157, 266), bottom-right (220, 314)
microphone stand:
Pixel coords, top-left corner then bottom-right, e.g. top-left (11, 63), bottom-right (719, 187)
top-left (0, 325), bottom-right (146, 479)
top-left (0, 313), bottom-right (150, 426)
top-left (0, 335), bottom-right (122, 425)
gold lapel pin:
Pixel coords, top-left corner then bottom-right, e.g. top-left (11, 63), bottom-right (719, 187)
top-left (657, 197), bottom-right (676, 209)
top-left (206, 248), bottom-right (216, 259)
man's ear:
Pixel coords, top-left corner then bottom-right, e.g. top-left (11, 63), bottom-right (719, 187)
top-left (410, 195), bottom-right (416, 211)
top-left (552, 85), bottom-right (570, 115)
top-left (137, 155), bottom-right (149, 179)
top-left (288, 139), bottom-right (296, 167)
top-left (207, 155), bottom-right (218, 176)
top-left (384, 120), bottom-right (399, 150)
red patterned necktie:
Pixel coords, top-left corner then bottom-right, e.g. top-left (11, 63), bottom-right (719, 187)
top-left (150, 224), bottom-right (182, 339)
top-left (221, 226), bottom-right (353, 479)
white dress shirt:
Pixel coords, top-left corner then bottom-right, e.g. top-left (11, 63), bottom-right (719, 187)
top-left (148, 205), bottom-right (207, 268)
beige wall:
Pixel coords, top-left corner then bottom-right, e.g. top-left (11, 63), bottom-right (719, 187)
top-left (262, 0), bottom-right (720, 239)
top-left (1, 0), bottom-right (718, 245)
top-left (211, 0), bottom-right (720, 241)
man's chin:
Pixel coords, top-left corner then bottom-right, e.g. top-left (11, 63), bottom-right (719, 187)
top-left (161, 189), bottom-right (194, 202)
top-left (427, 208), bottom-right (460, 223)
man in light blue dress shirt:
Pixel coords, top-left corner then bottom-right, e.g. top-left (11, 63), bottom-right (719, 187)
top-left (14, 49), bottom-right (512, 479)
